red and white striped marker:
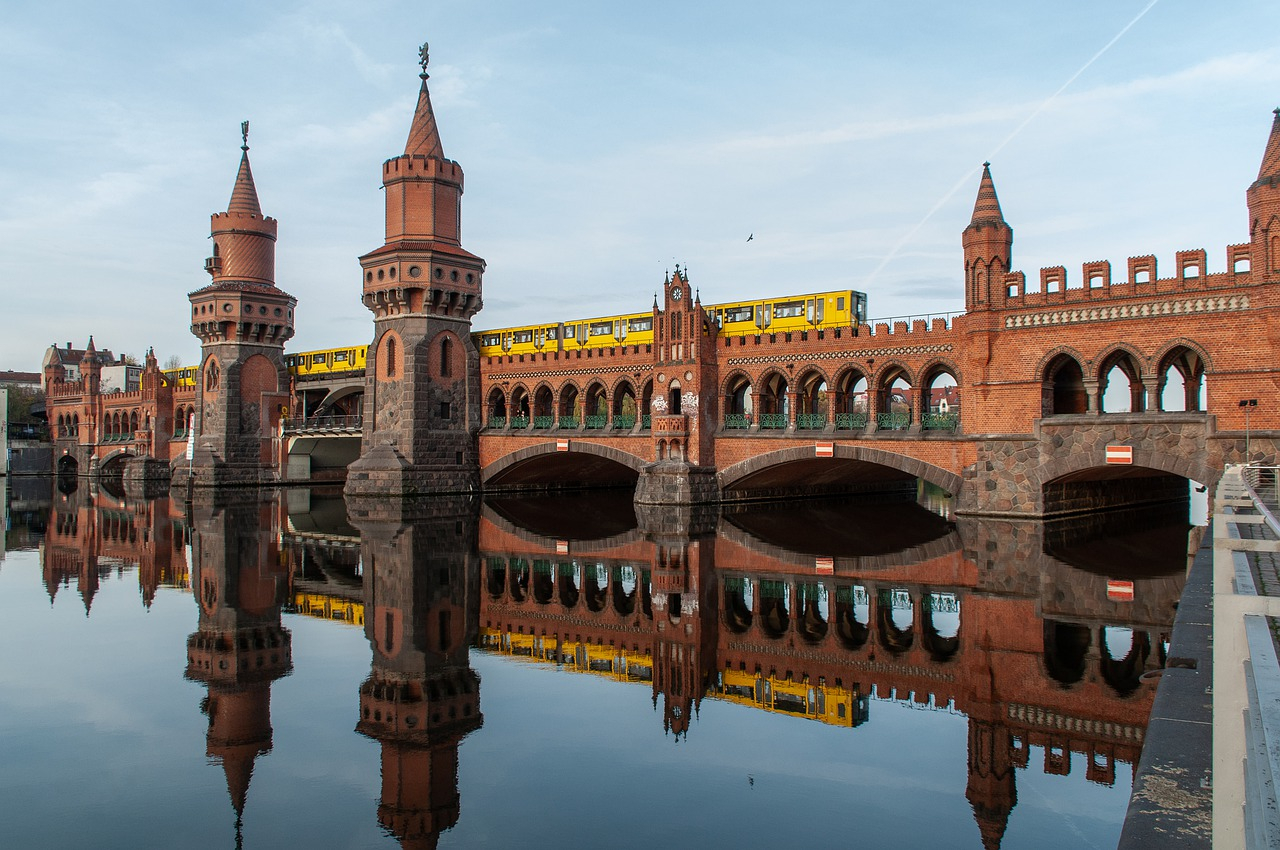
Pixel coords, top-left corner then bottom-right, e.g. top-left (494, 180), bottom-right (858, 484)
top-left (556, 540), bottom-right (569, 555)
top-left (556, 439), bottom-right (570, 452)
top-left (1107, 579), bottom-right (1134, 601)
top-left (815, 442), bottom-right (834, 458)
top-left (815, 556), bottom-right (834, 574)
top-left (1105, 445), bottom-right (1132, 465)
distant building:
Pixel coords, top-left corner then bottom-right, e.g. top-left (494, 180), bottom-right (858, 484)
top-left (41, 341), bottom-right (140, 393)
top-left (0, 371), bottom-right (41, 391)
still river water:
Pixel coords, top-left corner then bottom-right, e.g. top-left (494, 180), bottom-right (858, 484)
top-left (0, 476), bottom-right (1195, 850)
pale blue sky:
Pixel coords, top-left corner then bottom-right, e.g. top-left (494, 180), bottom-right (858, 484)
top-left (1, 0), bottom-right (1278, 369)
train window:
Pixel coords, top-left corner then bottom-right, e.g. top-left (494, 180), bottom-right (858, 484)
top-left (513, 330), bottom-right (533, 344)
top-left (837, 297), bottom-right (846, 310)
top-left (545, 327), bottom-right (559, 339)
top-left (773, 301), bottom-right (804, 319)
top-left (313, 353), bottom-right (326, 363)
top-left (334, 351), bottom-right (348, 362)
top-left (628, 317), bottom-right (652, 332)
top-left (589, 322), bottom-right (613, 337)
top-left (723, 305), bottom-right (754, 323)
top-left (564, 325), bottom-right (576, 338)
top-left (481, 334), bottom-right (501, 347)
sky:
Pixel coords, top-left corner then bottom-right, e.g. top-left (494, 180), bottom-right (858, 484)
top-left (1, 0), bottom-right (1278, 370)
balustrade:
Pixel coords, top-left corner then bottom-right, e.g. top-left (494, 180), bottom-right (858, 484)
top-left (724, 413), bottom-right (751, 430)
top-left (835, 412), bottom-right (868, 430)
top-left (876, 412), bottom-right (911, 431)
top-left (922, 412), bottom-right (959, 432)
top-left (759, 413), bottom-right (787, 430)
top-left (796, 413), bottom-right (824, 430)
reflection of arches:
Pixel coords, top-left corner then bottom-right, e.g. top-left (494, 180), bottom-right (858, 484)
top-left (1044, 621), bottom-right (1091, 686)
top-left (876, 588), bottom-right (914, 654)
top-left (557, 563), bottom-right (579, 607)
top-left (508, 559), bottom-right (529, 602)
top-left (532, 560), bottom-right (554, 604)
top-left (759, 580), bottom-right (789, 638)
top-left (612, 566), bottom-right (637, 615)
top-left (723, 578), bottom-right (752, 633)
top-left (1043, 353), bottom-right (1086, 415)
top-left (57, 454), bottom-right (79, 476)
top-left (834, 586), bottom-right (870, 650)
top-left (487, 560), bottom-right (506, 597)
top-left (584, 564), bottom-right (606, 612)
top-left (796, 583), bottom-right (828, 643)
top-left (921, 593), bottom-right (960, 662)
top-left (1100, 627), bottom-right (1150, 697)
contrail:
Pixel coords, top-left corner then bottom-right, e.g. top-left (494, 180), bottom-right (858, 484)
top-left (863, 0), bottom-right (1162, 287)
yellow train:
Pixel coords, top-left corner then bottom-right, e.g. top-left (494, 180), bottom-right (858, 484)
top-left (715, 668), bottom-right (870, 727)
top-left (162, 366), bottom-right (199, 388)
top-left (163, 288), bottom-right (869, 380)
top-left (475, 288), bottom-right (868, 358)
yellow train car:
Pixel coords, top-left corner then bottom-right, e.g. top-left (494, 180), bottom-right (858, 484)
top-left (472, 288), bottom-right (866, 358)
top-left (286, 345), bottom-right (368, 378)
top-left (162, 366), bottom-right (198, 388)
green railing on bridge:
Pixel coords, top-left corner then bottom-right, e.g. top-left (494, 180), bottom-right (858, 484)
top-left (876, 412), bottom-right (911, 431)
top-left (835, 412), bottom-right (868, 431)
top-left (724, 413), bottom-right (751, 430)
top-left (922, 412), bottom-right (959, 432)
top-left (559, 415), bottom-right (580, 429)
top-left (510, 415), bottom-right (529, 429)
top-left (533, 415), bottom-right (554, 430)
top-left (641, 415), bottom-right (651, 430)
top-left (759, 413), bottom-right (788, 430)
top-left (584, 414), bottom-right (607, 429)
top-left (488, 415), bottom-right (508, 429)
top-left (796, 413), bottom-right (825, 430)
top-left (612, 414), bottom-right (636, 430)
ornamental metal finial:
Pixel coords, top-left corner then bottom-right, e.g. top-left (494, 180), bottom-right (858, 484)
top-left (240, 120), bottom-right (249, 151)
top-left (418, 42), bottom-right (430, 79)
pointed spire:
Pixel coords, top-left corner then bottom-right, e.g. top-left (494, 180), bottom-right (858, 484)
top-left (84, 335), bottom-right (96, 355)
top-left (969, 162), bottom-right (1006, 227)
top-left (404, 43), bottom-right (444, 159)
top-left (1256, 108), bottom-right (1280, 184)
top-left (227, 121), bottom-right (263, 217)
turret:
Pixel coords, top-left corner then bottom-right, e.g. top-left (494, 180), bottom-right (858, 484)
top-left (963, 163), bottom-right (1013, 310)
top-left (80, 336), bottom-right (101, 394)
top-left (1247, 108), bottom-right (1280, 281)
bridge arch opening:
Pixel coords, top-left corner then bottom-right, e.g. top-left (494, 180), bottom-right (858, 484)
top-left (796, 370), bottom-right (828, 430)
top-left (724, 373), bottom-right (753, 428)
top-left (877, 367), bottom-right (913, 431)
top-left (483, 442), bottom-right (645, 492)
top-left (612, 381), bottom-right (637, 428)
top-left (1158, 345), bottom-right (1206, 411)
top-left (558, 384), bottom-right (580, 427)
top-left (1043, 354), bottom-right (1087, 415)
top-left (487, 386), bottom-right (507, 426)
top-left (758, 372), bottom-right (787, 425)
top-left (922, 366), bottom-right (960, 430)
top-left (584, 382), bottom-right (607, 426)
top-left (1099, 349), bottom-right (1144, 413)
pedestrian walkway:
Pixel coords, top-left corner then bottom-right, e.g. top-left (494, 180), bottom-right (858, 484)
top-left (1214, 465), bottom-right (1280, 848)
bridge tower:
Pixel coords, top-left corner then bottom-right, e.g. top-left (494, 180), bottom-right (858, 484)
top-left (962, 163), bottom-right (1013, 313)
top-left (184, 124), bottom-right (295, 487)
top-left (1248, 109), bottom-right (1280, 281)
top-left (345, 43), bottom-right (485, 499)
top-left (635, 267), bottom-right (720, 505)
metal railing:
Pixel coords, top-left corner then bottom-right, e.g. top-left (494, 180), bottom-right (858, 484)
top-left (283, 414), bottom-right (363, 434)
top-left (584, 414), bottom-right (607, 429)
top-left (533, 415), bottom-right (554, 430)
top-left (876, 412), bottom-right (911, 431)
top-left (558, 415), bottom-right (580, 429)
top-left (835, 412), bottom-right (868, 430)
top-left (759, 413), bottom-right (787, 430)
top-left (796, 413), bottom-right (825, 430)
top-left (922, 412), bottom-right (959, 432)
top-left (612, 415), bottom-right (636, 430)
top-left (724, 413), bottom-right (751, 430)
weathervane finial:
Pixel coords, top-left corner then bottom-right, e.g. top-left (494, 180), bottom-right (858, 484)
top-left (418, 42), bottom-right (430, 79)
top-left (240, 120), bottom-right (249, 151)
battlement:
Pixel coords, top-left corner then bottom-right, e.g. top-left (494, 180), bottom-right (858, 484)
top-left (483, 343), bottom-right (655, 371)
top-left (383, 154), bottom-right (464, 185)
top-left (48, 380), bottom-right (85, 398)
top-left (209, 212), bottom-right (278, 237)
top-left (998, 243), bottom-right (1254, 308)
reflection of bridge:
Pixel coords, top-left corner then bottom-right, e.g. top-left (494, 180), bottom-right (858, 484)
top-left (38, 47), bottom-right (1280, 517)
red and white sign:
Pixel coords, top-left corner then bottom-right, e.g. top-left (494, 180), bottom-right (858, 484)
top-left (1105, 445), bottom-right (1133, 465)
top-left (1107, 579), bottom-right (1134, 602)
top-left (556, 439), bottom-right (570, 452)
top-left (556, 540), bottom-right (569, 555)
top-left (815, 556), bottom-right (834, 574)
top-left (815, 442), bottom-right (834, 458)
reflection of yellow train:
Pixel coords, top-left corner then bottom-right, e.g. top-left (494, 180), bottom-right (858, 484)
top-left (475, 289), bottom-right (868, 358)
top-left (292, 592), bottom-right (365, 626)
top-left (161, 288), bottom-right (869, 381)
top-left (715, 668), bottom-right (869, 727)
top-left (477, 628), bottom-right (654, 682)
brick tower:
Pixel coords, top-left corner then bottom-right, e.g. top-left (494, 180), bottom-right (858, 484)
top-left (345, 43), bottom-right (485, 499)
top-left (962, 163), bottom-right (1013, 312)
top-left (1247, 108), bottom-right (1280, 281)
top-left (634, 267), bottom-right (719, 505)
top-left (185, 124), bottom-right (295, 487)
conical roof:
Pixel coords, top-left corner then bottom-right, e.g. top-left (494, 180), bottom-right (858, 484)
top-left (969, 163), bottom-right (1006, 227)
top-left (404, 77), bottom-right (445, 159)
top-left (227, 149), bottom-right (263, 217)
top-left (1256, 108), bottom-right (1280, 184)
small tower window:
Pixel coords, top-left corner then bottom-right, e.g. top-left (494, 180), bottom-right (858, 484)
top-left (385, 336), bottom-right (397, 378)
top-left (440, 337), bottom-right (452, 377)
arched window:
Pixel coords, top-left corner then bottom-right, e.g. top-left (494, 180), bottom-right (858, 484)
top-left (440, 337), bottom-right (452, 377)
top-left (385, 335), bottom-right (397, 378)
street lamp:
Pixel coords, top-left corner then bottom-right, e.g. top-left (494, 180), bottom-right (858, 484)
top-left (1239, 398), bottom-right (1258, 462)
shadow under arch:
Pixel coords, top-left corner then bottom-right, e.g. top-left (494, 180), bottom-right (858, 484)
top-left (482, 441), bottom-right (646, 491)
top-left (718, 444), bottom-right (962, 498)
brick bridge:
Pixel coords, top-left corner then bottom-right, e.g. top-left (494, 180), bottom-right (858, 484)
top-left (41, 49), bottom-right (1280, 517)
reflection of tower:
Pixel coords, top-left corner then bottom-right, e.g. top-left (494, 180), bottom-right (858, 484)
top-left (650, 536), bottom-right (715, 739)
top-left (353, 497), bottom-right (482, 848)
top-left (184, 494), bottom-right (292, 839)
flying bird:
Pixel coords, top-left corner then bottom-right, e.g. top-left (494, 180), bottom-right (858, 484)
top-left (746, 233), bottom-right (754, 242)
